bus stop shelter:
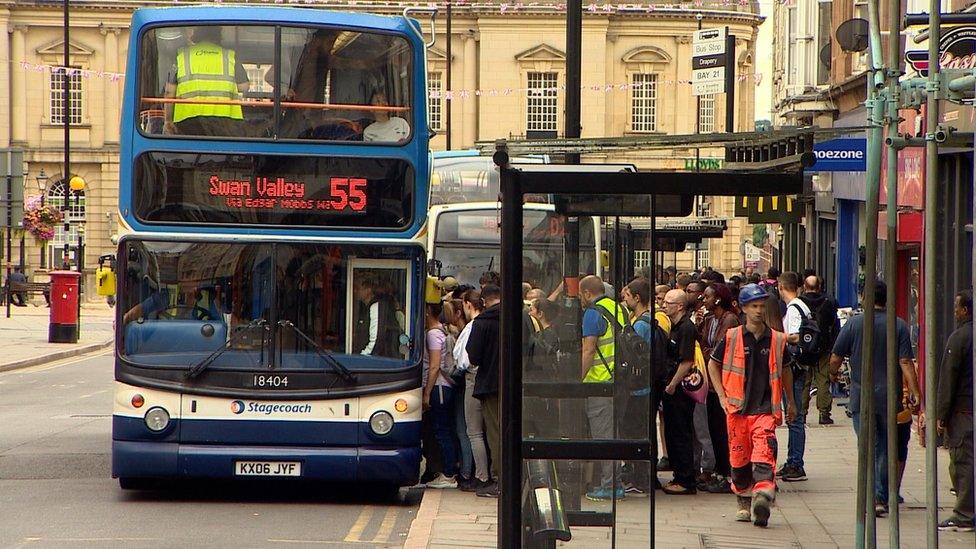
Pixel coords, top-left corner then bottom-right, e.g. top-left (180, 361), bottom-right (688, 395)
top-left (493, 139), bottom-right (810, 548)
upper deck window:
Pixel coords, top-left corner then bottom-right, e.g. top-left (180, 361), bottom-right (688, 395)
top-left (139, 25), bottom-right (413, 143)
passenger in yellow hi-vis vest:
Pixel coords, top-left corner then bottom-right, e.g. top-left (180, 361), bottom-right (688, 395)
top-left (579, 275), bottom-right (627, 502)
top-left (163, 26), bottom-right (250, 136)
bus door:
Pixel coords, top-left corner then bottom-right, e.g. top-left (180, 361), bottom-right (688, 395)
top-left (345, 259), bottom-right (413, 360)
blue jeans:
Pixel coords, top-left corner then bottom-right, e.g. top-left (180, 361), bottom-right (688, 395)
top-left (453, 381), bottom-right (473, 479)
top-left (786, 368), bottom-right (807, 468)
top-left (852, 411), bottom-right (907, 504)
top-left (430, 384), bottom-right (458, 477)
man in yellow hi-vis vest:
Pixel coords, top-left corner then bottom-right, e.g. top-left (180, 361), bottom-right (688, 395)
top-left (580, 275), bottom-right (627, 501)
top-left (164, 26), bottom-right (250, 136)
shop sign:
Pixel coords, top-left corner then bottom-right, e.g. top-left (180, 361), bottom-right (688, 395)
top-left (684, 158), bottom-right (723, 170)
top-left (906, 25), bottom-right (976, 78)
top-left (810, 138), bottom-right (867, 172)
top-left (880, 109), bottom-right (924, 210)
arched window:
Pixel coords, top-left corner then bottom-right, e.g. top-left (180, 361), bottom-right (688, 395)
top-left (46, 179), bottom-right (86, 267)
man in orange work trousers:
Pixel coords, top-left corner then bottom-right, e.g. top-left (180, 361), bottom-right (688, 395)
top-left (707, 284), bottom-right (797, 527)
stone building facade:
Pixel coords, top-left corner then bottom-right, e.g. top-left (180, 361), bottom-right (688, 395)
top-left (1, 1), bottom-right (763, 290)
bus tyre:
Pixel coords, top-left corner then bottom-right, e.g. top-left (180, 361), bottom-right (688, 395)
top-left (118, 477), bottom-right (154, 490)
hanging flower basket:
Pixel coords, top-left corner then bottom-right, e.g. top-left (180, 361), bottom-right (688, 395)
top-left (22, 195), bottom-right (63, 242)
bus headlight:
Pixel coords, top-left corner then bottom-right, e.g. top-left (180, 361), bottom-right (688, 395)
top-left (369, 411), bottom-right (394, 436)
top-left (144, 407), bottom-right (170, 432)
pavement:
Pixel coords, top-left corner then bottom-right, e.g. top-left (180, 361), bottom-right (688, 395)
top-left (0, 297), bottom-right (115, 372)
top-left (404, 410), bottom-right (976, 548)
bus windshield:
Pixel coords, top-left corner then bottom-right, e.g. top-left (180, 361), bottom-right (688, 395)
top-left (430, 156), bottom-right (547, 205)
top-left (139, 25), bottom-right (413, 143)
top-left (432, 209), bottom-right (596, 290)
top-left (120, 240), bottom-right (419, 372)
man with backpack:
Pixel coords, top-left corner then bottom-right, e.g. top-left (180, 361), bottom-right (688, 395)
top-left (620, 277), bottom-right (670, 495)
top-left (778, 272), bottom-right (814, 482)
top-left (799, 275), bottom-right (840, 425)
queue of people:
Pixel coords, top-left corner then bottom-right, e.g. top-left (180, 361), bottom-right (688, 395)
top-left (415, 266), bottom-right (974, 532)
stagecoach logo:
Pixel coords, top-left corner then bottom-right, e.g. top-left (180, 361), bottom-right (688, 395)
top-left (906, 25), bottom-right (976, 77)
top-left (230, 400), bottom-right (313, 416)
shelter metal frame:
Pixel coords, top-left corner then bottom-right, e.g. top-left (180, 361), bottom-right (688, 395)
top-left (496, 146), bottom-right (805, 548)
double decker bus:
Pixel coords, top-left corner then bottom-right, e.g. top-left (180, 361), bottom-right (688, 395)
top-left (112, 6), bottom-right (432, 489)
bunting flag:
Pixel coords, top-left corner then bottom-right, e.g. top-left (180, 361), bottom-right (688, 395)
top-left (15, 59), bottom-right (762, 98)
top-left (168, 0), bottom-right (793, 10)
top-left (18, 61), bottom-right (123, 82)
top-left (735, 195), bottom-right (802, 224)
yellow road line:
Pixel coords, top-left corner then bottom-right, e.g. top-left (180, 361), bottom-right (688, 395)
top-left (1, 349), bottom-right (111, 375)
top-left (372, 507), bottom-right (398, 543)
top-left (343, 506), bottom-right (375, 542)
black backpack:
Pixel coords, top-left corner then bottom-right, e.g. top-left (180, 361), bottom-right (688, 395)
top-left (594, 308), bottom-right (668, 393)
top-left (789, 303), bottom-right (822, 366)
top-left (811, 297), bottom-right (840, 355)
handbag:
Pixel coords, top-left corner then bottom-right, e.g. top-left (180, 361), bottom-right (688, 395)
top-left (681, 342), bottom-right (709, 404)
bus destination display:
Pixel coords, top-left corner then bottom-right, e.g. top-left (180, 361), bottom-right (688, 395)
top-left (135, 152), bottom-right (413, 229)
top-left (209, 175), bottom-right (368, 213)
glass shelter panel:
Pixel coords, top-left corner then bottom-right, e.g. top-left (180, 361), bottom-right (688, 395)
top-left (139, 25), bottom-right (412, 143)
top-left (517, 194), bottom-right (658, 547)
top-left (432, 208), bottom-right (596, 290)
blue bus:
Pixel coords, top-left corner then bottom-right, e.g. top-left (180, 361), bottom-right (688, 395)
top-left (112, 6), bottom-right (432, 490)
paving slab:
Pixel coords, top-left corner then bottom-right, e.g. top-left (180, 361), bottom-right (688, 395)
top-left (0, 301), bottom-right (114, 371)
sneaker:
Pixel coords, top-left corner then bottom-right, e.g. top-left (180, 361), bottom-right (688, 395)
top-left (736, 496), bottom-right (752, 522)
top-left (752, 493), bottom-right (771, 527)
top-left (476, 481), bottom-right (499, 498)
top-left (426, 473), bottom-right (458, 489)
top-left (661, 481), bottom-right (696, 495)
top-left (624, 483), bottom-right (649, 497)
top-left (585, 487), bottom-right (626, 501)
top-left (696, 472), bottom-right (713, 491)
top-left (457, 477), bottom-right (482, 492)
top-left (874, 503), bottom-right (889, 517)
top-left (775, 464), bottom-right (791, 478)
top-left (819, 412), bottom-right (834, 425)
top-left (705, 476), bottom-right (732, 494)
top-left (938, 517), bottom-right (976, 532)
top-left (657, 457), bottom-right (671, 471)
top-left (781, 466), bottom-right (808, 482)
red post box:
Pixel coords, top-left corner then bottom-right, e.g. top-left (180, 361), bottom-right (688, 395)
top-left (49, 270), bottom-right (81, 343)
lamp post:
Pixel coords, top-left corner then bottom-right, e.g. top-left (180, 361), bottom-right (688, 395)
top-left (35, 169), bottom-right (49, 269)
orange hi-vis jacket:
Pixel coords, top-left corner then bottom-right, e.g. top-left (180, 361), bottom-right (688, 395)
top-left (720, 326), bottom-right (789, 425)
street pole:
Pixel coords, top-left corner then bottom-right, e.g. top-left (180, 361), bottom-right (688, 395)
top-left (445, 1), bottom-right (452, 151)
top-left (923, 1), bottom-right (941, 546)
top-left (62, 0), bottom-right (70, 273)
top-left (724, 27), bottom-right (735, 134)
top-left (860, 1), bottom-right (886, 546)
top-left (884, 0), bottom-right (901, 543)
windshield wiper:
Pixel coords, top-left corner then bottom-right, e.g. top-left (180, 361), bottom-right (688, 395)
top-left (186, 319), bottom-right (269, 379)
top-left (277, 320), bottom-right (356, 382)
